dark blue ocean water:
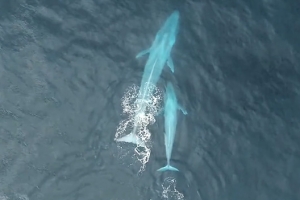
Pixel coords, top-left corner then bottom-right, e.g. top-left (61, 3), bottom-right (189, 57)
top-left (0, 0), bottom-right (299, 200)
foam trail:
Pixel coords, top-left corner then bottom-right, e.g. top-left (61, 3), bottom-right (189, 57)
top-left (115, 84), bottom-right (162, 172)
top-left (161, 177), bottom-right (184, 200)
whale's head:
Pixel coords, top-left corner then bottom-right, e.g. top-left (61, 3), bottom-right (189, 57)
top-left (156, 11), bottom-right (180, 47)
top-left (165, 11), bottom-right (179, 30)
top-left (164, 11), bottom-right (179, 38)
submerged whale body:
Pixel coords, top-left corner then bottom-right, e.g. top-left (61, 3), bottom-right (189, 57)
top-left (157, 82), bottom-right (187, 172)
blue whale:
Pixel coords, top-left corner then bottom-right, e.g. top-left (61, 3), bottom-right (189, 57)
top-left (115, 11), bottom-right (180, 147)
top-left (157, 82), bottom-right (187, 172)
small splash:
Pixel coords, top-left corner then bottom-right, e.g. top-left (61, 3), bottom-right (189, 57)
top-left (0, 193), bottom-right (29, 200)
top-left (162, 177), bottom-right (184, 200)
top-left (115, 83), bottom-right (162, 172)
top-left (0, 195), bottom-right (8, 200)
top-left (15, 194), bottom-right (29, 200)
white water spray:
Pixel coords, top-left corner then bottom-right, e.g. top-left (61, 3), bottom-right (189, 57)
top-left (162, 177), bottom-right (185, 200)
top-left (115, 83), bottom-right (162, 172)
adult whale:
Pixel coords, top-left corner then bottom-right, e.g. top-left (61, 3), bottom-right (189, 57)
top-left (157, 82), bottom-right (187, 172)
top-left (115, 11), bottom-right (180, 147)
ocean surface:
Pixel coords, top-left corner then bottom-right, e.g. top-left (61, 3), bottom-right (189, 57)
top-left (0, 0), bottom-right (299, 200)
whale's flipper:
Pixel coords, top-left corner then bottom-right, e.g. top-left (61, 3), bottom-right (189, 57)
top-left (136, 49), bottom-right (151, 58)
top-left (115, 133), bottom-right (146, 148)
top-left (178, 105), bottom-right (187, 115)
top-left (157, 164), bottom-right (179, 172)
top-left (167, 57), bottom-right (175, 73)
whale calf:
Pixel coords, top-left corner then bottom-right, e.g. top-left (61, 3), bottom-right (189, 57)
top-left (157, 82), bottom-right (187, 172)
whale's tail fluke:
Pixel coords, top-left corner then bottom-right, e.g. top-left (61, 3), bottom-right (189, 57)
top-left (115, 132), bottom-right (146, 148)
top-left (157, 164), bottom-right (179, 172)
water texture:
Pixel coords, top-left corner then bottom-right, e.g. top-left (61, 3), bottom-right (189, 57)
top-left (0, 0), bottom-right (299, 199)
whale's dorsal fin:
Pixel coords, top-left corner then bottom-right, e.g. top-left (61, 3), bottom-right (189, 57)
top-left (167, 57), bottom-right (175, 73)
top-left (178, 104), bottom-right (187, 115)
top-left (164, 132), bottom-right (167, 147)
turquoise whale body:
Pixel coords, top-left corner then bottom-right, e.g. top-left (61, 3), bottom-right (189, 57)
top-left (157, 82), bottom-right (187, 172)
